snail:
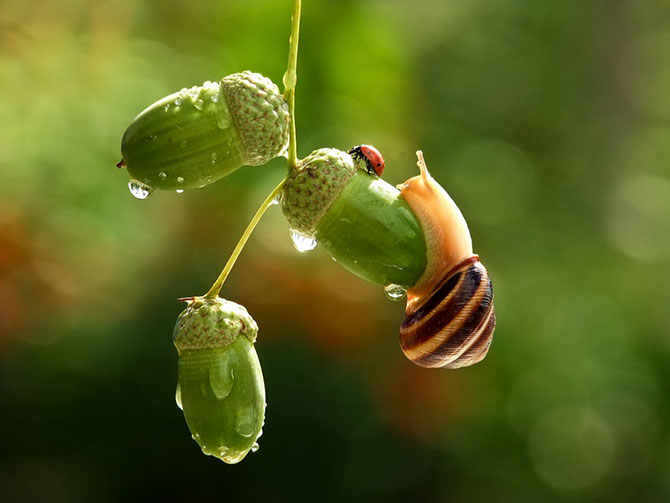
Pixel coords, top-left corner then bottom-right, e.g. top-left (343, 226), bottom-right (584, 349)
top-left (281, 148), bottom-right (495, 368)
top-left (173, 296), bottom-right (266, 464)
top-left (118, 71), bottom-right (289, 195)
top-left (398, 152), bottom-right (495, 368)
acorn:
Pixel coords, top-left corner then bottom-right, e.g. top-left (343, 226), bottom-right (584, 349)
top-left (281, 148), bottom-right (427, 287)
top-left (173, 296), bottom-right (265, 464)
top-left (281, 148), bottom-right (495, 368)
top-left (119, 72), bottom-right (289, 196)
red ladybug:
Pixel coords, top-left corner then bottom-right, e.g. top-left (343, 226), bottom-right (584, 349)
top-left (348, 145), bottom-right (385, 177)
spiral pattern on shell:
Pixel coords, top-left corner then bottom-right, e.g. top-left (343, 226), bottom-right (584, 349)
top-left (399, 255), bottom-right (496, 369)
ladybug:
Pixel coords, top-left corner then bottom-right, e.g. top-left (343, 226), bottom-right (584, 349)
top-left (348, 145), bottom-right (385, 177)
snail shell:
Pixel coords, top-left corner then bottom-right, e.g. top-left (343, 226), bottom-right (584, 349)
top-left (398, 152), bottom-right (495, 369)
top-left (399, 255), bottom-right (495, 369)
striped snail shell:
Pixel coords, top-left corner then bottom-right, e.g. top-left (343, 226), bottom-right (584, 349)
top-left (398, 151), bottom-right (496, 369)
top-left (400, 255), bottom-right (495, 368)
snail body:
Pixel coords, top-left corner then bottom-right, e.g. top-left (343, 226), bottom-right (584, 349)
top-left (399, 152), bottom-right (495, 368)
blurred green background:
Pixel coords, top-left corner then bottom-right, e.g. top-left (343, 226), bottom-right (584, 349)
top-left (1, 0), bottom-right (669, 501)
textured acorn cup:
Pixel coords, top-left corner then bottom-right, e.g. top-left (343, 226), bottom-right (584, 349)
top-left (281, 148), bottom-right (427, 287)
top-left (174, 296), bottom-right (265, 464)
top-left (120, 72), bottom-right (289, 191)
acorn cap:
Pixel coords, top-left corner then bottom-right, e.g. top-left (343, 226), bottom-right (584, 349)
top-left (223, 71), bottom-right (289, 166)
top-left (173, 296), bottom-right (258, 352)
top-left (281, 148), bottom-right (357, 235)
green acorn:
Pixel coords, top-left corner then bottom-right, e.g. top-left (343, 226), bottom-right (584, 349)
top-left (281, 148), bottom-right (427, 288)
top-left (173, 296), bottom-right (265, 464)
top-left (119, 71), bottom-right (289, 197)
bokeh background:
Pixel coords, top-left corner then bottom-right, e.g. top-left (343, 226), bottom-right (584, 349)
top-left (1, 0), bottom-right (669, 501)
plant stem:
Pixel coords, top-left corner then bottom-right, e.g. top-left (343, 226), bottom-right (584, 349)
top-left (283, 0), bottom-right (301, 170)
top-left (203, 1), bottom-right (301, 299)
top-left (203, 178), bottom-right (286, 299)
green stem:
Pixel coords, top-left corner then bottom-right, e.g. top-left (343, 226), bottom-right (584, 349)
top-left (203, 178), bottom-right (286, 299)
top-left (203, 2), bottom-right (301, 299)
top-left (283, 0), bottom-right (301, 170)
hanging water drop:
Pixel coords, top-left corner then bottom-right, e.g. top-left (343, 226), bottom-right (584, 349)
top-left (128, 180), bottom-right (153, 200)
top-left (217, 117), bottom-right (230, 129)
top-left (177, 176), bottom-right (184, 184)
top-left (384, 284), bottom-right (406, 301)
top-left (290, 230), bottom-right (317, 253)
top-left (194, 99), bottom-right (205, 111)
top-left (271, 194), bottom-right (281, 206)
top-left (251, 442), bottom-right (260, 453)
top-left (174, 97), bottom-right (183, 106)
top-left (176, 189), bottom-right (184, 194)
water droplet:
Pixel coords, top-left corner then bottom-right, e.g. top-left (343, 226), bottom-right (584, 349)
top-left (210, 152), bottom-right (218, 165)
top-left (217, 117), bottom-right (230, 129)
top-left (194, 99), bottom-right (204, 110)
top-left (209, 353), bottom-right (235, 400)
top-left (271, 194), bottom-right (281, 206)
top-left (177, 176), bottom-right (184, 184)
top-left (176, 189), bottom-right (184, 194)
top-left (290, 230), bottom-right (317, 253)
top-left (384, 284), bottom-right (406, 301)
top-left (251, 442), bottom-right (260, 453)
top-left (158, 171), bottom-right (167, 180)
top-left (210, 93), bottom-right (219, 103)
top-left (128, 180), bottom-right (153, 200)
top-left (180, 140), bottom-right (188, 148)
top-left (174, 97), bottom-right (183, 106)
top-left (175, 384), bottom-right (183, 410)
top-left (235, 406), bottom-right (257, 438)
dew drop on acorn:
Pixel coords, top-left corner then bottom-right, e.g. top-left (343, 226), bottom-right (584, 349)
top-left (217, 117), bottom-right (230, 129)
top-left (175, 383), bottom-right (183, 410)
top-left (235, 405), bottom-right (258, 438)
